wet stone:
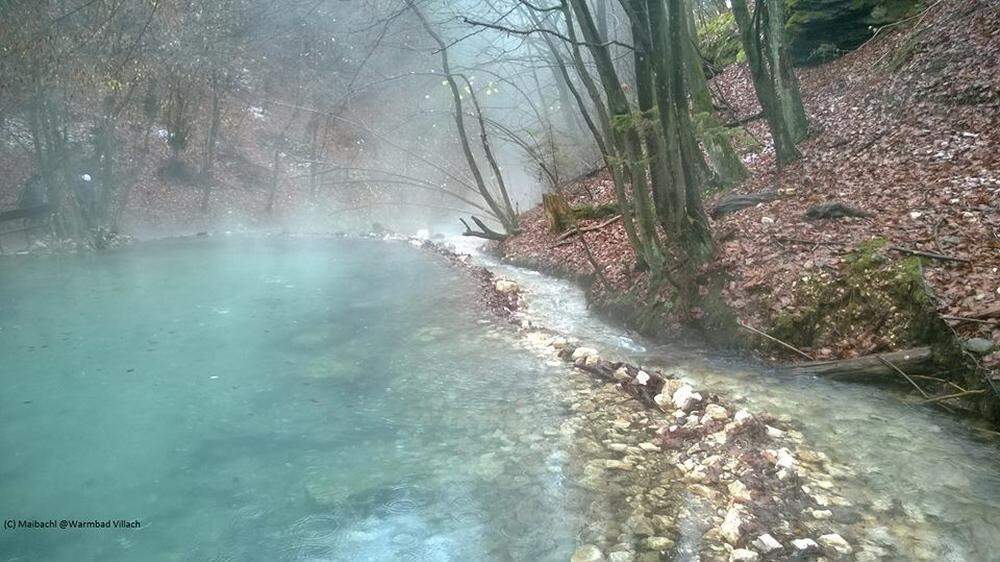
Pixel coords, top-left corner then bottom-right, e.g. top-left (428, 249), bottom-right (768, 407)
top-left (720, 507), bottom-right (743, 544)
top-left (791, 538), bottom-right (820, 552)
top-left (819, 533), bottom-right (853, 556)
top-left (729, 548), bottom-right (759, 562)
top-left (607, 551), bottom-right (635, 562)
top-left (641, 536), bottom-right (674, 551)
top-left (571, 544), bottom-right (605, 562)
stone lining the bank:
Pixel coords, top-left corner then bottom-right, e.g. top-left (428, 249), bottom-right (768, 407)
top-left (421, 238), bottom-right (929, 561)
top-left (503, 276), bottom-right (938, 561)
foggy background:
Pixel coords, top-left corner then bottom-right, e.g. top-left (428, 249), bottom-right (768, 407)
top-left (0, 0), bottom-right (618, 239)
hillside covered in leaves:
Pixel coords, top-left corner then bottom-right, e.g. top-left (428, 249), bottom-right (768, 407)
top-left (502, 0), bottom-right (999, 416)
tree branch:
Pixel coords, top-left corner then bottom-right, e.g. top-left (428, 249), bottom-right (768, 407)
top-left (461, 17), bottom-right (635, 51)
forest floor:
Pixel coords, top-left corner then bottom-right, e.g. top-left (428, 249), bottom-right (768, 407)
top-left (501, 2), bottom-right (999, 377)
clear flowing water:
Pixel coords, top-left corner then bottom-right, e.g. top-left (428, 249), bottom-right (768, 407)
top-left (0, 236), bottom-right (588, 561)
top-left (4, 235), bottom-right (1000, 562)
top-left (466, 241), bottom-right (1000, 562)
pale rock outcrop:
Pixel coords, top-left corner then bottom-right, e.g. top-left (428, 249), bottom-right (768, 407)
top-left (728, 480), bottom-right (752, 502)
top-left (642, 536), bottom-right (674, 551)
top-left (703, 403), bottom-right (729, 422)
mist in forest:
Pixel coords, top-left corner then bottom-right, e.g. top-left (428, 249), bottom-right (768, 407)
top-left (1, 0), bottom-right (606, 239)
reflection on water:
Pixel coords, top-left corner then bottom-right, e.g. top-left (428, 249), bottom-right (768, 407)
top-left (0, 236), bottom-right (587, 561)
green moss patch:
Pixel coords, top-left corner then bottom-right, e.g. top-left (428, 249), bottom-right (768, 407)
top-left (698, 12), bottom-right (743, 74)
top-left (769, 238), bottom-right (955, 358)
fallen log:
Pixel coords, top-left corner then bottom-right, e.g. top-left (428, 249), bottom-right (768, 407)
top-left (710, 191), bottom-right (780, 218)
top-left (805, 201), bottom-right (873, 220)
top-left (573, 356), bottom-right (666, 409)
top-left (552, 214), bottom-right (621, 246)
top-left (889, 245), bottom-right (970, 264)
top-left (460, 216), bottom-right (507, 241)
top-left (785, 347), bottom-right (934, 379)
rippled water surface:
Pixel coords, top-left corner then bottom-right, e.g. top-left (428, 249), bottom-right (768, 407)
top-left (0, 237), bottom-right (587, 561)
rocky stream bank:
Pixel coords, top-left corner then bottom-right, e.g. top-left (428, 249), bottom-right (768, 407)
top-left (413, 235), bottom-right (938, 561)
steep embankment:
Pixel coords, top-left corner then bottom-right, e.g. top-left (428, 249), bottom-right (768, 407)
top-left (501, 1), bottom-right (999, 416)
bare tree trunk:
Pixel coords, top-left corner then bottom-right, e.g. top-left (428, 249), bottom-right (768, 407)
top-left (462, 75), bottom-right (517, 223)
top-left (764, 0), bottom-right (809, 142)
top-left (570, 0), bottom-right (664, 268)
top-left (557, 0), bottom-right (647, 267)
top-left (683, 0), bottom-right (748, 187)
top-left (200, 74), bottom-right (222, 213)
top-left (731, 0), bottom-right (801, 167)
top-left (409, 1), bottom-right (517, 234)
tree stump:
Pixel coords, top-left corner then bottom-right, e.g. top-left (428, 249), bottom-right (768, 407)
top-left (542, 192), bottom-right (574, 233)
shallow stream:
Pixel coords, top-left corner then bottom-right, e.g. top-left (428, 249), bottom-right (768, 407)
top-left (466, 239), bottom-right (1000, 562)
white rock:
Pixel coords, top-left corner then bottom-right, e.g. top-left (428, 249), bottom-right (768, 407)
top-left (752, 533), bottom-right (783, 553)
top-left (818, 533), bottom-right (853, 555)
top-left (653, 393), bottom-right (672, 411)
top-left (494, 279), bottom-right (519, 294)
top-left (810, 509), bottom-right (833, 520)
top-left (728, 480), bottom-right (752, 502)
top-left (775, 448), bottom-right (796, 469)
top-left (733, 409), bottom-right (753, 424)
top-left (765, 425), bottom-right (785, 438)
top-left (672, 384), bottom-right (702, 411)
top-left (635, 370), bottom-right (650, 385)
top-left (608, 552), bottom-right (634, 562)
top-left (729, 549), bottom-right (759, 562)
top-left (571, 346), bottom-right (600, 361)
top-left (525, 332), bottom-right (551, 348)
top-left (570, 544), bottom-right (604, 562)
top-left (614, 366), bottom-right (631, 381)
top-left (642, 536), bottom-right (674, 551)
top-left (720, 507), bottom-right (742, 544)
top-left (704, 403), bottom-right (729, 421)
top-left (791, 538), bottom-right (819, 552)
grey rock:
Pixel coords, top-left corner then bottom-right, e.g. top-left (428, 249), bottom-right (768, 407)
top-left (752, 533), bottom-right (783, 553)
top-left (641, 536), bottom-right (674, 551)
top-left (818, 533), bottom-right (853, 556)
top-left (608, 552), bottom-right (635, 562)
top-left (962, 337), bottom-right (994, 354)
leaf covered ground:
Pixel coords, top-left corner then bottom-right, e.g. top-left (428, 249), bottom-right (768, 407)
top-left (502, 1), bottom-right (999, 371)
